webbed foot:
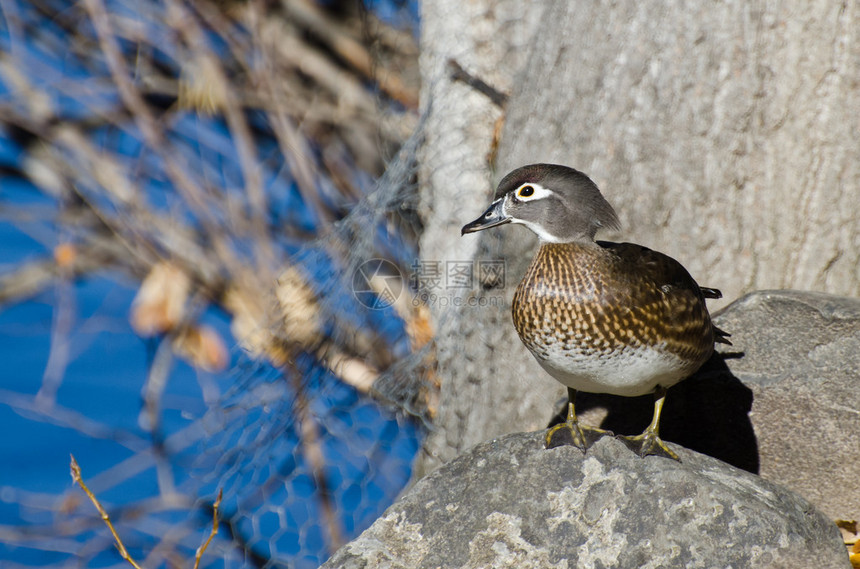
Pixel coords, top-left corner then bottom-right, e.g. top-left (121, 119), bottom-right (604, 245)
top-left (546, 420), bottom-right (611, 452)
top-left (618, 429), bottom-right (680, 461)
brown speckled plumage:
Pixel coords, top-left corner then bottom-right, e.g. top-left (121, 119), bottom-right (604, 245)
top-left (512, 241), bottom-right (716, 395)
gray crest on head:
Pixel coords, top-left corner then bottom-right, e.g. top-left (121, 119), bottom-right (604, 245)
top-left (496, 164), bottom-right (620, 242)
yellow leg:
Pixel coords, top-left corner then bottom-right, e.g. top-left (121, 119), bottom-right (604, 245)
top-left (618, 386), bottom-right (680, 461)
top-left (545, 388), bottom-right (612, 452)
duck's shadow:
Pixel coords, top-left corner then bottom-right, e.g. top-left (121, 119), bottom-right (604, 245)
top-left (548, 352), bottom-right (759, 473)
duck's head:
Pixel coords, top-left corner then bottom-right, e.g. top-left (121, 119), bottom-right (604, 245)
top-left (461, 164), bottom-right (620, 243)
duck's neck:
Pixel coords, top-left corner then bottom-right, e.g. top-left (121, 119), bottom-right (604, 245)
top-left (524, 241), bottom-right (603, 285)
top-left (536, 239), bottom-right (600, 257)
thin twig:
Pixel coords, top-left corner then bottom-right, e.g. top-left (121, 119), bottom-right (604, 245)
top-left (70, 454), bottom-right (144, 569)
top-left (193, 489), bottom-right (222, 569)
top-left (71, 454), bottom-right (223, 568)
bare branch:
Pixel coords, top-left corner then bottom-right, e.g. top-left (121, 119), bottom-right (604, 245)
top-left (70, 455), bottom-right (144, 569)
top-left (193, 489), bottom-right (222, 569)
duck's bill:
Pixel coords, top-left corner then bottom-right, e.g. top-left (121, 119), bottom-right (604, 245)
top-left (461, 198), bottom-right (511, 235)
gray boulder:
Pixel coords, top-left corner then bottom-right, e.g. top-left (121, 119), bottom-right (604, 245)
top-left (322, 432), bottom-right (848, 568)
top-left (713, 290), bottom-right (860, 523)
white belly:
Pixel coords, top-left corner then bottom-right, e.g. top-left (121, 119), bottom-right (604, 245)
top-left (531, 339), bottom-right (693, 397)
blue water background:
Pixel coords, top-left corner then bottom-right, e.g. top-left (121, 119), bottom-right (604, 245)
top-left (0, 0), bottom-right (422, 567)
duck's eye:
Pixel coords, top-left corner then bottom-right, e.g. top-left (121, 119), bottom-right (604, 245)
top-left (518, 185), bottom-right (535, 198)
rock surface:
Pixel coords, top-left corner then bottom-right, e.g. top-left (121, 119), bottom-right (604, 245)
top-left (713, 290), bottom-right (860, 523)
top-left (322, 432), bottom-right (849, 569)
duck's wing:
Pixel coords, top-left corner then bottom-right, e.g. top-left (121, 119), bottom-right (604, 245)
top-left (597, 241), bottom-right (732, 346)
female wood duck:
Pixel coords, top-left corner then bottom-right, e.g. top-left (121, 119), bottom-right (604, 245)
top-left (462, 163), bottom-right (729, 460)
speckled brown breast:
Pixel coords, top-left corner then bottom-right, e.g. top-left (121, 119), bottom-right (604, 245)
top-left (512, 241), bottom-right (716, 395)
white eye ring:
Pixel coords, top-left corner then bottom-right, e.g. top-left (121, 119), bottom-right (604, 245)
top-left (513, 183), bottom-right (553, 201)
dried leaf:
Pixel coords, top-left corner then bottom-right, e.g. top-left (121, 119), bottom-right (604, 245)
top-left (130, 262), bottom-right (191, 336)
top-left (837, 520), bottom-right (858, 534)
top-left (323, 350), bottom-right (377, 393)
top-left (171, 325), bottom-right (228, 372)
top-left (276, 266), bottom-right (323, 348)
top-left (224, 280), bottom-right (287, 366)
